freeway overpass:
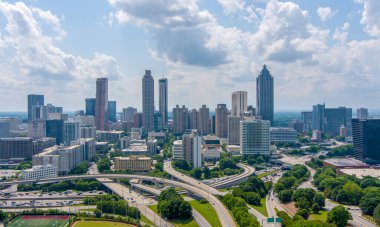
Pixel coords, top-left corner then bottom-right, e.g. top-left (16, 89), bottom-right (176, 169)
top-left (0, 174), bottom-right (236, 227)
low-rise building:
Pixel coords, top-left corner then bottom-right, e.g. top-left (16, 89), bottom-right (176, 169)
top-left (202, 147), bottom-right (221, 161)
top-left (22, 164), bottom-right (58, 180)
top-left (202, 135), bottom-right (221, 148)
top-left (226, 145), bottom-right (241, 155)
top-left (323, 158), bottom-right (370, 169)
top-left (114, 156), bottom-right (152, 172)
top-left (97, 130), bottom-right (124, 143)
top-left (270, 127), bottom-right (297, 144)
top-left (95, 141), bottom-right (109, 154)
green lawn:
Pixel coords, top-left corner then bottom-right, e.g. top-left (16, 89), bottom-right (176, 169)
top-left (148, 205), bottom-right (197, 227)
top-left (257, 170), bottom-right (279, 179)
top-left (218, 188), bottom-right (231, 192)
top-left (189, 200), bottom-right (222, 227)
top-left (73, 221), bottom-right (134, 227)
top-left (140, 214), bottom-right (155, 226)
top-left (309, 210), bottom-right (328, 221)
top-left (7, 215), bottom-right (70, 227)
top-left (249, 197), bottom-right (269, 217)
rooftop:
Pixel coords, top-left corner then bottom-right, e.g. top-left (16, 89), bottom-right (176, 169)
top-left (339, 168), bottom-right (380, 179)
top-left (324, 158), bottom-right (370, 168)
top-left (202, 135), bottom-right (220, 141)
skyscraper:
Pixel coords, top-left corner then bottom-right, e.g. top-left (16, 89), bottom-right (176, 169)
top-left (142, 70), bottom-right (154, 131)
top-left (312, 104), bottom-right (325, 132)
top-left (240, 118), bottom-right (270, 155)
top-left (228, 116), bottom-right (241, 145)
top-left (301, 111), bottom-right (312, 132)
top-left (63, 121), bottom-right (80, 146)
top-left (159, 78), bottom-right (168, 128)
top-left (122, 107), bottom-right (137, 122)
top-left (231, 91), bottom-right (248, 116)
top-left (325, 107), bottom-right (352, 137)
top-left (95, 78), bottom-right (108, 130)
top-left (256, 65), bottom-right (274, 125)
top-left (182, 130), bottom-right (201, 168)
top-left (352, 118), bottom-right (380, 163)
top-left (172, 105), bottom-right (189, 135)
top-left (108, 101), bottom-right (117, 123)
top-left (85, 98), bottom-right (96, 116)
top-left (189, 109), bottom-right (199, 130)
top-left (46, 119), bottom-right (64, 145)
top-left (28, 94), bottom-right (44, 121)
top-left (357, 108), bottom-right (369, 120)
top-left (198, 105), bottom-right (210, 135)
top-left (215, 104), bottom-right (229, 138)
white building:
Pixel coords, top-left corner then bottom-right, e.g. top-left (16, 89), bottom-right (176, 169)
top-left (270, 127), bottom-right (297, 144)
top-left (202, 147), bottom-right (221, 161)
top-left (22, 164), bottom-right (57, 180)
top-left (80, 126), bottom-right (96, 138)
top-left (192, 134), bottom-right (202, 168)
top-left (240, 118), bottom-right (270, 155)
top-left (28, 120), bottom-right (46, 138)
top-left (231, 91), bottom-right (248, 116)
top-left (147, 139), bottom-right (157, 156)
top-left (172, 140), bottom-right (183, 160)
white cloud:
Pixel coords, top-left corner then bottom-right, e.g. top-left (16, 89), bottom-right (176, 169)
top-left (217, 0), bottom-right (245, 14)
top-left (355, 0), bottom-right (380, 37)
top-left (317, 7), bottom-right (335, 22)
top-left (0, 1), bottom-right (123, 110)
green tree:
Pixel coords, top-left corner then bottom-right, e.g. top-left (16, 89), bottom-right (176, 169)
top-left (313, 193), bottom-right (325, 208)
top-left (373, 204), bottom-right (380, 225)
top-left (191, 168), bottom-right (203, 179)
top-left (94, 209), bottom-right (102, 218)
top-left (359, 187), bottom-right (380, 215)
top-left (278, 189), bottom-right (293, 203)
top-left (242, 192), bottom-right (261, 206)
top-left (219, 157), bottom-right (237, 170)
top-left (0, 210), bottom-right (7, 221)
top-left (296, 209), bottom-right (310, 219)
top-left (312, 203), bottom-right (320, 214)
top-left (172, 159), bottom-right (192, 171)
top-left (203, 167), bottom-right (211, 179)
top-left (327, 205), bottom-right (350, 227)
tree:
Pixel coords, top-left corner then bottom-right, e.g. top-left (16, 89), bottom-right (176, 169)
top-left (154, 162), bottom-right (163, 171)
top-left (191, 168), bottom-right (203, 179)
top-left (359, 187), bottom-right (380, 215)
top-left (203, 167), bottom-right (211, 179)
top-left (278, 177), bottom-right (297, 189)
top-left (327, 205), bottom-right (351, 227)
top-left (242, 192), bottom-right (261, 206)
top-left (278, 189), bottom-right (293, 203)
top-left (296, 209), bottom-right (310, 219)
top-left (313, 193), bottom-right (325, 208)
top-left (0, 210), bottom-right (6, 221)
top-left (373, 204), bottom-right (380, 225)
top-left (94, 209), bottom-right (102, 218)
top-left (219, 157), bottom-right (237, 170)
top-left (172, 159), bottom-right (192, 171)
top-left (312, 203), bottom-right (320, 214)
top-left (342, 181), bottom-right (363, 205)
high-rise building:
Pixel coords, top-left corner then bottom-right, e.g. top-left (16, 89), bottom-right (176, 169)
top-left (240, 118), bottom-right (270, 155)
top-left (63, 121), bottom-right (80, 146)
top-left (198, 105), bottom-right (210, 135)
top-left (256, 65), bottom-right (274, 125)
top-left (270, 127), bottom-right (297, 144)
top-left (46, 119), bottom-right (63, 145)
top-left (211, 115), bottom-right (216, 134)
top-left (28, 120), bottom-right (46, 138)
top-left (85, 98), bottom-right (96, 116)
top-left (108, 101), bottom-right (117, 123)
top-left (352, 118), bottom-right (380, 163)
top-left (189, 109), bottom-right (199, 130)
top-left (231, 91), bottom-right (248, 117)
top-left (0, 119), bottom-right (11, 138)
top-left (215, 104), bottom-right (228, 138)
top-left (133, 113), bottom-right (143, 128)
top-left (154, 112), bottom-right (163, 132)
top-left (159, 78), bottom-right (168, 127)
top-left (312, 104), bottom-right (325, 132)
top-left (301, 111), bottom-right (312, 132)
top-left (122, 107), bottom-right (137, 122)
top-left (0, 137), bottom-right (55, 160)
top-left (95, 78), bottom-right (108, 130)
top-left (172, 105), bottom-right (189, 135)
top-left (172, 140), bottom-right (184, 160)
top-left (182, 130), bottom-right (201, 168)
top-left (325, 107), bottom-right (352, 137)
top-left (28, 94), bottom-right (44, 121)
top-left (247, 105), bottom-right (256, 116)
top-left (228, 116), bottom-right (240, 145)
top-left (142, 70), bottom-right (154, 131)
top-left (357, 108), bottom-right (369, 120)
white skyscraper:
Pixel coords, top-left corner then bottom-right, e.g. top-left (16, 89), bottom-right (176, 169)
top-left (192, 134), bottom-right (202, 168)
top-left (232, 91), bottom-right (248, 117)
top-left (240, 118), bottom-right (270, 155)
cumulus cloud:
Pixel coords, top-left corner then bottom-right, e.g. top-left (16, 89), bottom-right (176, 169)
top-left (354, 0), bottom-right (380, 37)
top-left (217, 0), bottom-right (245, 14)
top-left (109, 0), bottom-right (227, 67)
top-left (317, 7), bottom-right (335, 22)
top-left (0, 1), bottom-right (123, 109)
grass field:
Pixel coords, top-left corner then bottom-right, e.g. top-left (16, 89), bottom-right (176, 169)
top-left (250, 197), bottom-right (269, 217)
top-left (8, 215), bottom-right (70, 227)
top-left (148, 205), bottom-right (197, 227)
top-left (189, 200), bottom-right (222, 227)
top-left (73, 221), bottom-right (134, 227)
top-left (309, 210), bottom-right (328, 221)
top-left (257, 170), bottom-right (279, 179)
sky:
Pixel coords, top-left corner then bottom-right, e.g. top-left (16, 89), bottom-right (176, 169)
top-left (0, 0), bottom-right (379, 112)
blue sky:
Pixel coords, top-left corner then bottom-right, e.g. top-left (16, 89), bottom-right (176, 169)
top-left (0, 0), bottom-right (379, 112)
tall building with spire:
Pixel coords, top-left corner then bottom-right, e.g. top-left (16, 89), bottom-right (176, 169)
top-left (159, 78), bottom-right (168, 128)
top-left (142, 70), bottom-right (154, 131)
top-left (256, 65), bottom-right (274, 125)
top-left (95, 78), bottom-right (108, 130)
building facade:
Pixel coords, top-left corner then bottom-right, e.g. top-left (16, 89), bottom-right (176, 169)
top-left (312, 104), bottom-right (325, 132)
top-left (122, 107), bottom-right (137, 122)
top-left (352, 118), bottom-right (380, 164)
top-left (228, 116), bottom-right (240, 145)
top-left (46, 119), bottom-right (63, 145)
top-left (172, 105), bottom-right (189, 135)
top-left (172, 140), bottom-right (184, 160)
top-left (198, 105), bottom-right (210, 135)
top-left (270, 127), bottom-right (297, 144)
top-left (159, 78), bottom-right (168, 127)
top-left (85, 98), bottom-right (96, 116)
top-left (142, 70), bottom-right (155, 131)
top-left (357, 108), bottom-right (369, 120)
top-left (22, 164), bottom-right (58, 180)
top-left (28, 94), bottom-right (44, 121)
top-left (301, 111), bottom-right (312, 132)
top-left (95, 78), bottom-right (108, 130)
top-left (63, 121), bottom-right (80, 145)
top-left (215, 104), bottom-right (228, 138)
top-left (231, 91), bottom-right (248, 117)
top-left (240, 118), bottom-right (270, 155)
top-left (256, 65), bottom-right (274, 125)
top-left (108, 101), bottom-right (117, 123)
top-left (114, 156), bottom-right (153, 172)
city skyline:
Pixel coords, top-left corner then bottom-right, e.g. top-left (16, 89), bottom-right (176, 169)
top-left (0, 1), bottom-right (379, 111)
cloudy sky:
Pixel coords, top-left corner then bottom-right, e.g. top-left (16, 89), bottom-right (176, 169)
top-left (0, 0), bottom-right (379, 112)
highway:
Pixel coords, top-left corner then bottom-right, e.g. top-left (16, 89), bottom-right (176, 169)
top-left (209, 163), bottom-right (255, 188)
top-left (0, 173), bottom-right (235, 227)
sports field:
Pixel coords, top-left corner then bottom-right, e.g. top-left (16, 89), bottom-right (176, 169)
top-left (73, 221), bottom-right (135, 227)
top-left (7, 215), bottom-right (70, 227)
